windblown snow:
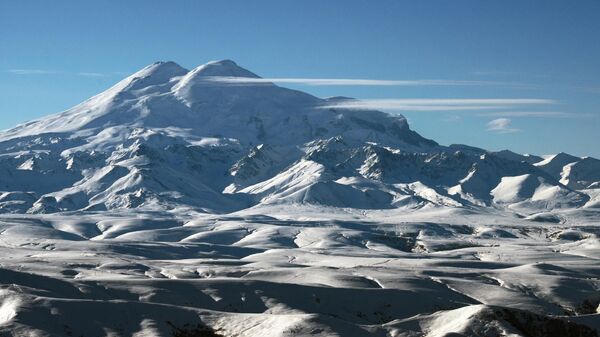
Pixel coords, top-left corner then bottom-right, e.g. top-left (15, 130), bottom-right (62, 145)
top-left (0, 60), bottom-right (598, 336)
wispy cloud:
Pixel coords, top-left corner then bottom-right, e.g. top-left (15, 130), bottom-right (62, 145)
top-left (203, 76), bottom-right (527, 87)
top-left (319, 98), bottom-right (556, 112)
top-left (487, 118), bottom-right (520, 133)
top-left (6, 69), bottom-right (58, 75)
top-left (6, 69), bottom-right (117, 77)
top-left (4, 71), bottom-right (536, 88)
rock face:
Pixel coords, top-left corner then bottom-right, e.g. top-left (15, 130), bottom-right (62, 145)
top-left (0, 59), bottom-right (597, 214)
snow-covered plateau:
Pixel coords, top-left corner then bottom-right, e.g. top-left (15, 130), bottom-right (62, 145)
top-left (0, 60), bottom-right (598, 336)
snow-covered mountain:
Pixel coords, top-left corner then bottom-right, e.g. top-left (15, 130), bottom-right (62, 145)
top-left (1, 60), bottom-right (600, 337)
top-left (0, 60), bottom-right (597, 215)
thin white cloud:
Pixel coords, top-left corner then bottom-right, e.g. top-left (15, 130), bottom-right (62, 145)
top-left (6, 69), bottom-right (58, 75)
top-left (6, 69), bottom-right (119, 77)
top-left (320, 98), bottom-right (556, 112)
top-left (203, 76), bottom-right (527, 87)
top-left (3, 71), bottom-right (536, 88)
top-left (487, 118), bottom-right (520, 133)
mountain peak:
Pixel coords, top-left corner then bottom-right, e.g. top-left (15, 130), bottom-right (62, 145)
top-left (185, 59), bottom-right (261, 79)
top-left (207, 59), bottom-right (238, 67)
top-left (117, 61), bottom-right (189, 94)
top-left (131, 61), bottom-right (188, 79)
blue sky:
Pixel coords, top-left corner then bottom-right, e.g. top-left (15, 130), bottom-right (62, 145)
top-left (1, 0), bottom-right (599, 156)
